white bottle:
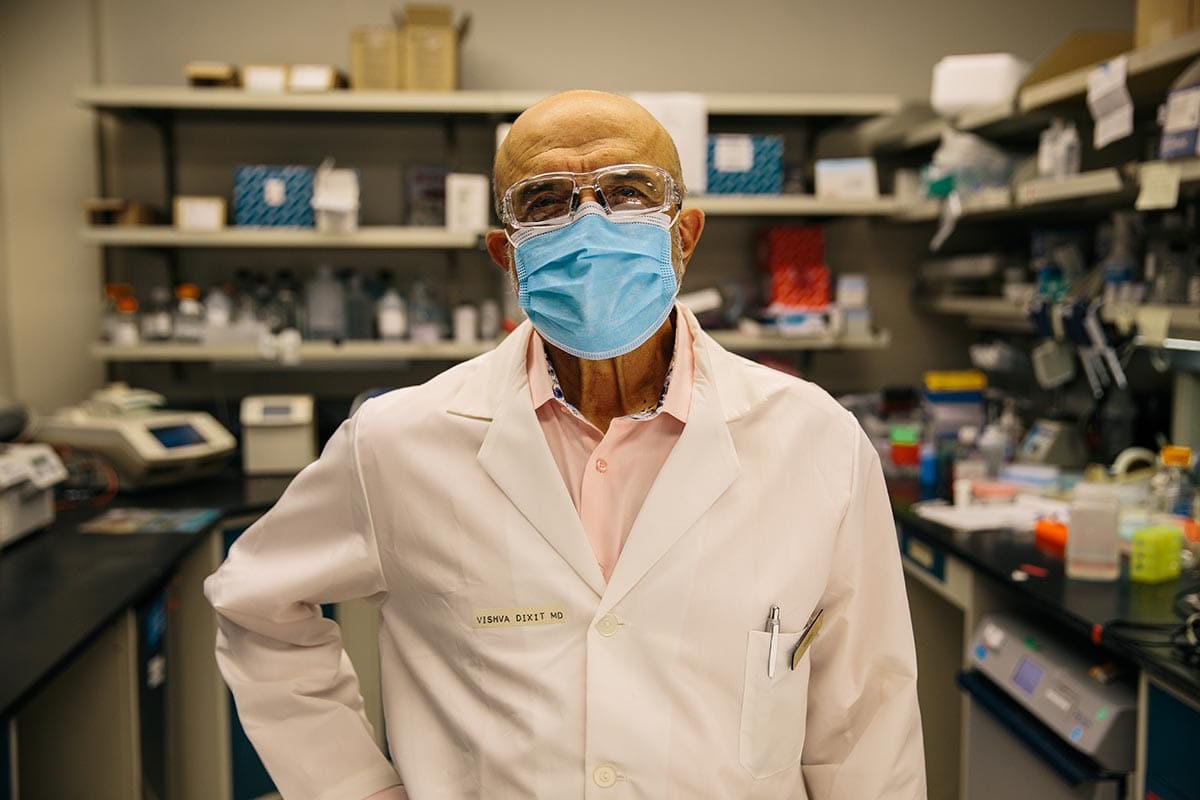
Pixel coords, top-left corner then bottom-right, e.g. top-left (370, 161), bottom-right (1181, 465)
top-left (377, 287), bottom-right (408, 340)
top-left (1067, 482), bottom-right (1120, 581)
top-left (978, 424), bottom-right (1009, 478)
top-left (305, 265), bottom-right (346, 340)
top-left (453, 303), bottom-right (479, 344)
top-left (479, 298), bottom-right (502, 340)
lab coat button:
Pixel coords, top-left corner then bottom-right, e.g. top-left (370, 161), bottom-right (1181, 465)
top-left (593, 763), bottom-right (618, 788)
top-left (595, 614), bottom-right (619, 637)
top-left (595, 458), bottom-right (608, 473)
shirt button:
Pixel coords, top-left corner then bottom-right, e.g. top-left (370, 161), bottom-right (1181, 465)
top-left (595, 458), bottom-right (608, 473)
top-left (593, 763), bottom-right (618, 788)
top-left (595, 613), bottom-right (619, 637)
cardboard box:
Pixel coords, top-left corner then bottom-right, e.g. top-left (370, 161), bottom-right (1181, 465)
top-left (233, 166), bottom-right (314, 227)
top-left (351, 27), bottom-right (403, 89)
top-left (1136, 0), bottom-right (1200, 49)
top-left (706, 135), bottom-right (784, 194)
top-left (242, 64), bottom-right (289, 93)
top-left (85, 198), bottom-right (157, 226)
top-left (350, 5), bottom-right (470, 91)
top-left (184, 61), bottom-right (240, 87)
top-left (173, 196), bottom-right (227, 231)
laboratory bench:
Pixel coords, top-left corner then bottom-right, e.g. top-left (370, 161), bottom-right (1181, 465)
top-left (3, 471), bottom-right (1200, 799)
top-left (890, 478), bottom-right (1200, 800)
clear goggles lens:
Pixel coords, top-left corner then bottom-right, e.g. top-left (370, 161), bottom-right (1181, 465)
top-left (503, 164), bottom-right (680, 228)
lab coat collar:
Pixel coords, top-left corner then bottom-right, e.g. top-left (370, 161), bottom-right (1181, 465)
top-left (449, 305), bottom-right (787, 603)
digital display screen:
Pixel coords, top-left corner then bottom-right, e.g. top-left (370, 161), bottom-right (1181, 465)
top-left (149, 424), bottom-right (206, 449)
top-left (1012, 657), bottom-right (1045, 695)
top-left (262, 405), bottom-right (292, 417)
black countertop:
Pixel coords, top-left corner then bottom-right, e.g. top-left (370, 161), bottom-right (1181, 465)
top-left (890, 479), bottom-right (1200, 700)
top-left (4, 471), bottom-right (1199, 719)
top-left (0, 475), bottom-right (289, 718)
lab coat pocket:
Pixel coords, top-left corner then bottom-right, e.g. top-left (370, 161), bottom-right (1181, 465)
top-left (739, 629), bottom-right (811, 779)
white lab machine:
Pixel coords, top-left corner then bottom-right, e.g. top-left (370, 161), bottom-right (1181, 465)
top-left (36, 384), bottom-right (235, 491)
top-left (962, 614), bottom-right (1137, 800)
top-left (240, 395), bottom-right (316, 476)
top-left (0, 443), bottom-right (68, 547)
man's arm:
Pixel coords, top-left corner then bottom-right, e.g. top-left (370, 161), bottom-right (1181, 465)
top-left (800, 428), bottom-right (927, 799)
top-left (204, 413), bottom-right (402, 800)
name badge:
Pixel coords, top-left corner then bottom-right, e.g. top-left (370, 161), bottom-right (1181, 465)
top-left (472, 604), bottom-right (566, 629)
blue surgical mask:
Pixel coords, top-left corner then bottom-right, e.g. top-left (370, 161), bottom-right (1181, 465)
top-left (510, 203), bottom-right (678, 360)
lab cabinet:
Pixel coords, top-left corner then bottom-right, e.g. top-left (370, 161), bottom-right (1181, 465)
top-left (1142, 677), bottom-right (1200, 800)
top-left (165, 517), bottom-right (386, 800)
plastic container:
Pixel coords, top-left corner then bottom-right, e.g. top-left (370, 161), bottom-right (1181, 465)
top-left (1149, 445), bottom-right (1195, 517)
top-left (1067, 482), bottom-right (1121, 581)
top-left (376, 286), bottom-right (408, 340)
top-left (112, 296), bottom-right (140, 347)
top-left (978, 424), bottom-right (1009, 478)
top-left (305, 265), bottom-right (346, 341)
top-left (173, 284), bottom-right (205, 343)
top-left (931, 54), bottom-right (1031, 116)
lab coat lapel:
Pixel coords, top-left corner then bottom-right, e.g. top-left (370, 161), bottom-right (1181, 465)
top-left (473, 330), bottom-right (607, 598)
top-left (599, 342), bottom-right (740, 613)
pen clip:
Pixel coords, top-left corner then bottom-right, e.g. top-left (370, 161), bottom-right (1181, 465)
top-left (766, 604), bottom-right (781, 678)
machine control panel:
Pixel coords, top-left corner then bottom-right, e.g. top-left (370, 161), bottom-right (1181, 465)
top-left (968, 614), bottom-right (1136, 772)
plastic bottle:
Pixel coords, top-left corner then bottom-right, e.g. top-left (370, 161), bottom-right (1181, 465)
top-left (264, 270), bottom-right (304, 335)
top-left (978, 424), bottom-right (1009, 478)
top-left (479, 298), bottom-right (502, 340)
top-left (305, 265), bottom-right (346, 340)
top-left (139, 286), bottom-right (174, 342)
top-left (100, 283), bottom-right (132, 342)
top-left (112, 295), bottom-right (140, 347)
top-left (376, 285), bottom-right (408, 341)
top-left (1149, 446), bottom-right (1195, 517)
top-left (1100, 212), bottom-right (1138, 307)
top-left (204, 284), bottom-right (233, 338)
top-left (954, 426), bottom-right (988, 481)
top-left (344, 272), bottom-right (374, 340)
top-left (173, 284), bottom-right (205, 342)
top-left (1067, 482), bottom-right (1121, 581)
top-left (408, 280), bottom-right (443, 343)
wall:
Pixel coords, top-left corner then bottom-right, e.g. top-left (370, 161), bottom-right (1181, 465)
top-left (2, 0), bottom-right (1137, 408)
top-left (0, 0), bottom-right (104, 412)
top-left (0, 98), bottom-right (14, 401)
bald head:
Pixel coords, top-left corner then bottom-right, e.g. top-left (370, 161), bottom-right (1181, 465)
top-left (494, 90), bottom-right (684, 207)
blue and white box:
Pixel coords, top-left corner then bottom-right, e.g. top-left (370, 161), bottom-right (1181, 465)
top-left (233, 165), bottom-right (315, 227)
top-left (706, 134), bottom-right (784, 194)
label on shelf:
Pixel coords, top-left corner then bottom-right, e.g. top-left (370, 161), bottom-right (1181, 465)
top-left (1137, 162), bottom-right (1182, 210)
top-left (1086, 56), bottom-right (1133, 150)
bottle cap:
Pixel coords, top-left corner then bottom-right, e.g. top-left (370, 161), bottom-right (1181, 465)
top-left (1161, 445), bottom-right (1193, 468)
top-left (116, 296), bottom-right (139, 313)
top-left (176, 283), bottom-right (200, 300)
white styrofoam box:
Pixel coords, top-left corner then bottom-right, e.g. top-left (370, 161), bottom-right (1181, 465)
top-left (815, 158), bottom-right (879, 200)
top-left (445, 173), bottom-right (491, 233)
top-left (931, 54), bottom-right (1030, 116)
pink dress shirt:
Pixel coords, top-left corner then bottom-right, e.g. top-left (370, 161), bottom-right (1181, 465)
top-left (527, 310), bottom-right (694, 581)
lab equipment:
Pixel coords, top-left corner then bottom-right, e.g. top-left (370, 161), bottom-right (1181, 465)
top-left (1018, 418), bottom-right (1088, 468)
top-left (36, 384), bottom-right (235, 491)
top-left (0, 443), bottom-right (67, 548)
top-left (1067, 483), bottom-right (1121, 581)
top-left (1130, 525), bottom-right (1183, 584)
top-left (240, 395), bottom-right (316, 476)
top-left (978, 424), bottom-right (1009, 477)
top-left (305, 265), bottom-right (346, 340)
top-left (964, 614), bottom-right (1136, 800)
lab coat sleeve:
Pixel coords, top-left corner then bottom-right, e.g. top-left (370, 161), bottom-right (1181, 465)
top-left (204, 414), bottom-right (402, 800)
top-left (800, 429), bottom-right (927, 799)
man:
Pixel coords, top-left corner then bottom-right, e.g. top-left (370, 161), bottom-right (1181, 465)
top-left (206, 90), bottom-right (926, 800)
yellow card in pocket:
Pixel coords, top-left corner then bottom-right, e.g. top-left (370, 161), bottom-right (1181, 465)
top-left (791, 608), bottom-right (824, 670)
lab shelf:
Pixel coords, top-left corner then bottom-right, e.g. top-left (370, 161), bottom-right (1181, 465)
top-left (1139, 157), bottom-right (1200, 185)
top-left (76, 86), bottom-right (902, 118)
top-left (876, 30), bottom-right (1200, 150)
top-left (90, 330), bottom-right (892, 364)
top-left (924, 296), bottom-right (1032, 332)
top-left (80, 225), bottom-right (481, 249)
top-left (691, 195), bottom-right (898, 216)
top-left (1013, 168), bottom-right (1127, 207)
top-left (894, 187), bottom-right (1013, 223)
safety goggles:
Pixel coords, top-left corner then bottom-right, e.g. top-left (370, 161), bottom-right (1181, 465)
top-left (499, 163), bottom-right (683, 229)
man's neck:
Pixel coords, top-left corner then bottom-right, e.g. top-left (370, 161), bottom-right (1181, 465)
top-left (546, 311), bottom-right (677, 434)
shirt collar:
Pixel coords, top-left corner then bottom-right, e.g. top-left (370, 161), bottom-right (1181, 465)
top-left (526, 304), bottom-right (694, 424)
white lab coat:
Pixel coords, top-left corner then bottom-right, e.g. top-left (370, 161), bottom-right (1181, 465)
top-left (205, 307), bottom-right (926, 800)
